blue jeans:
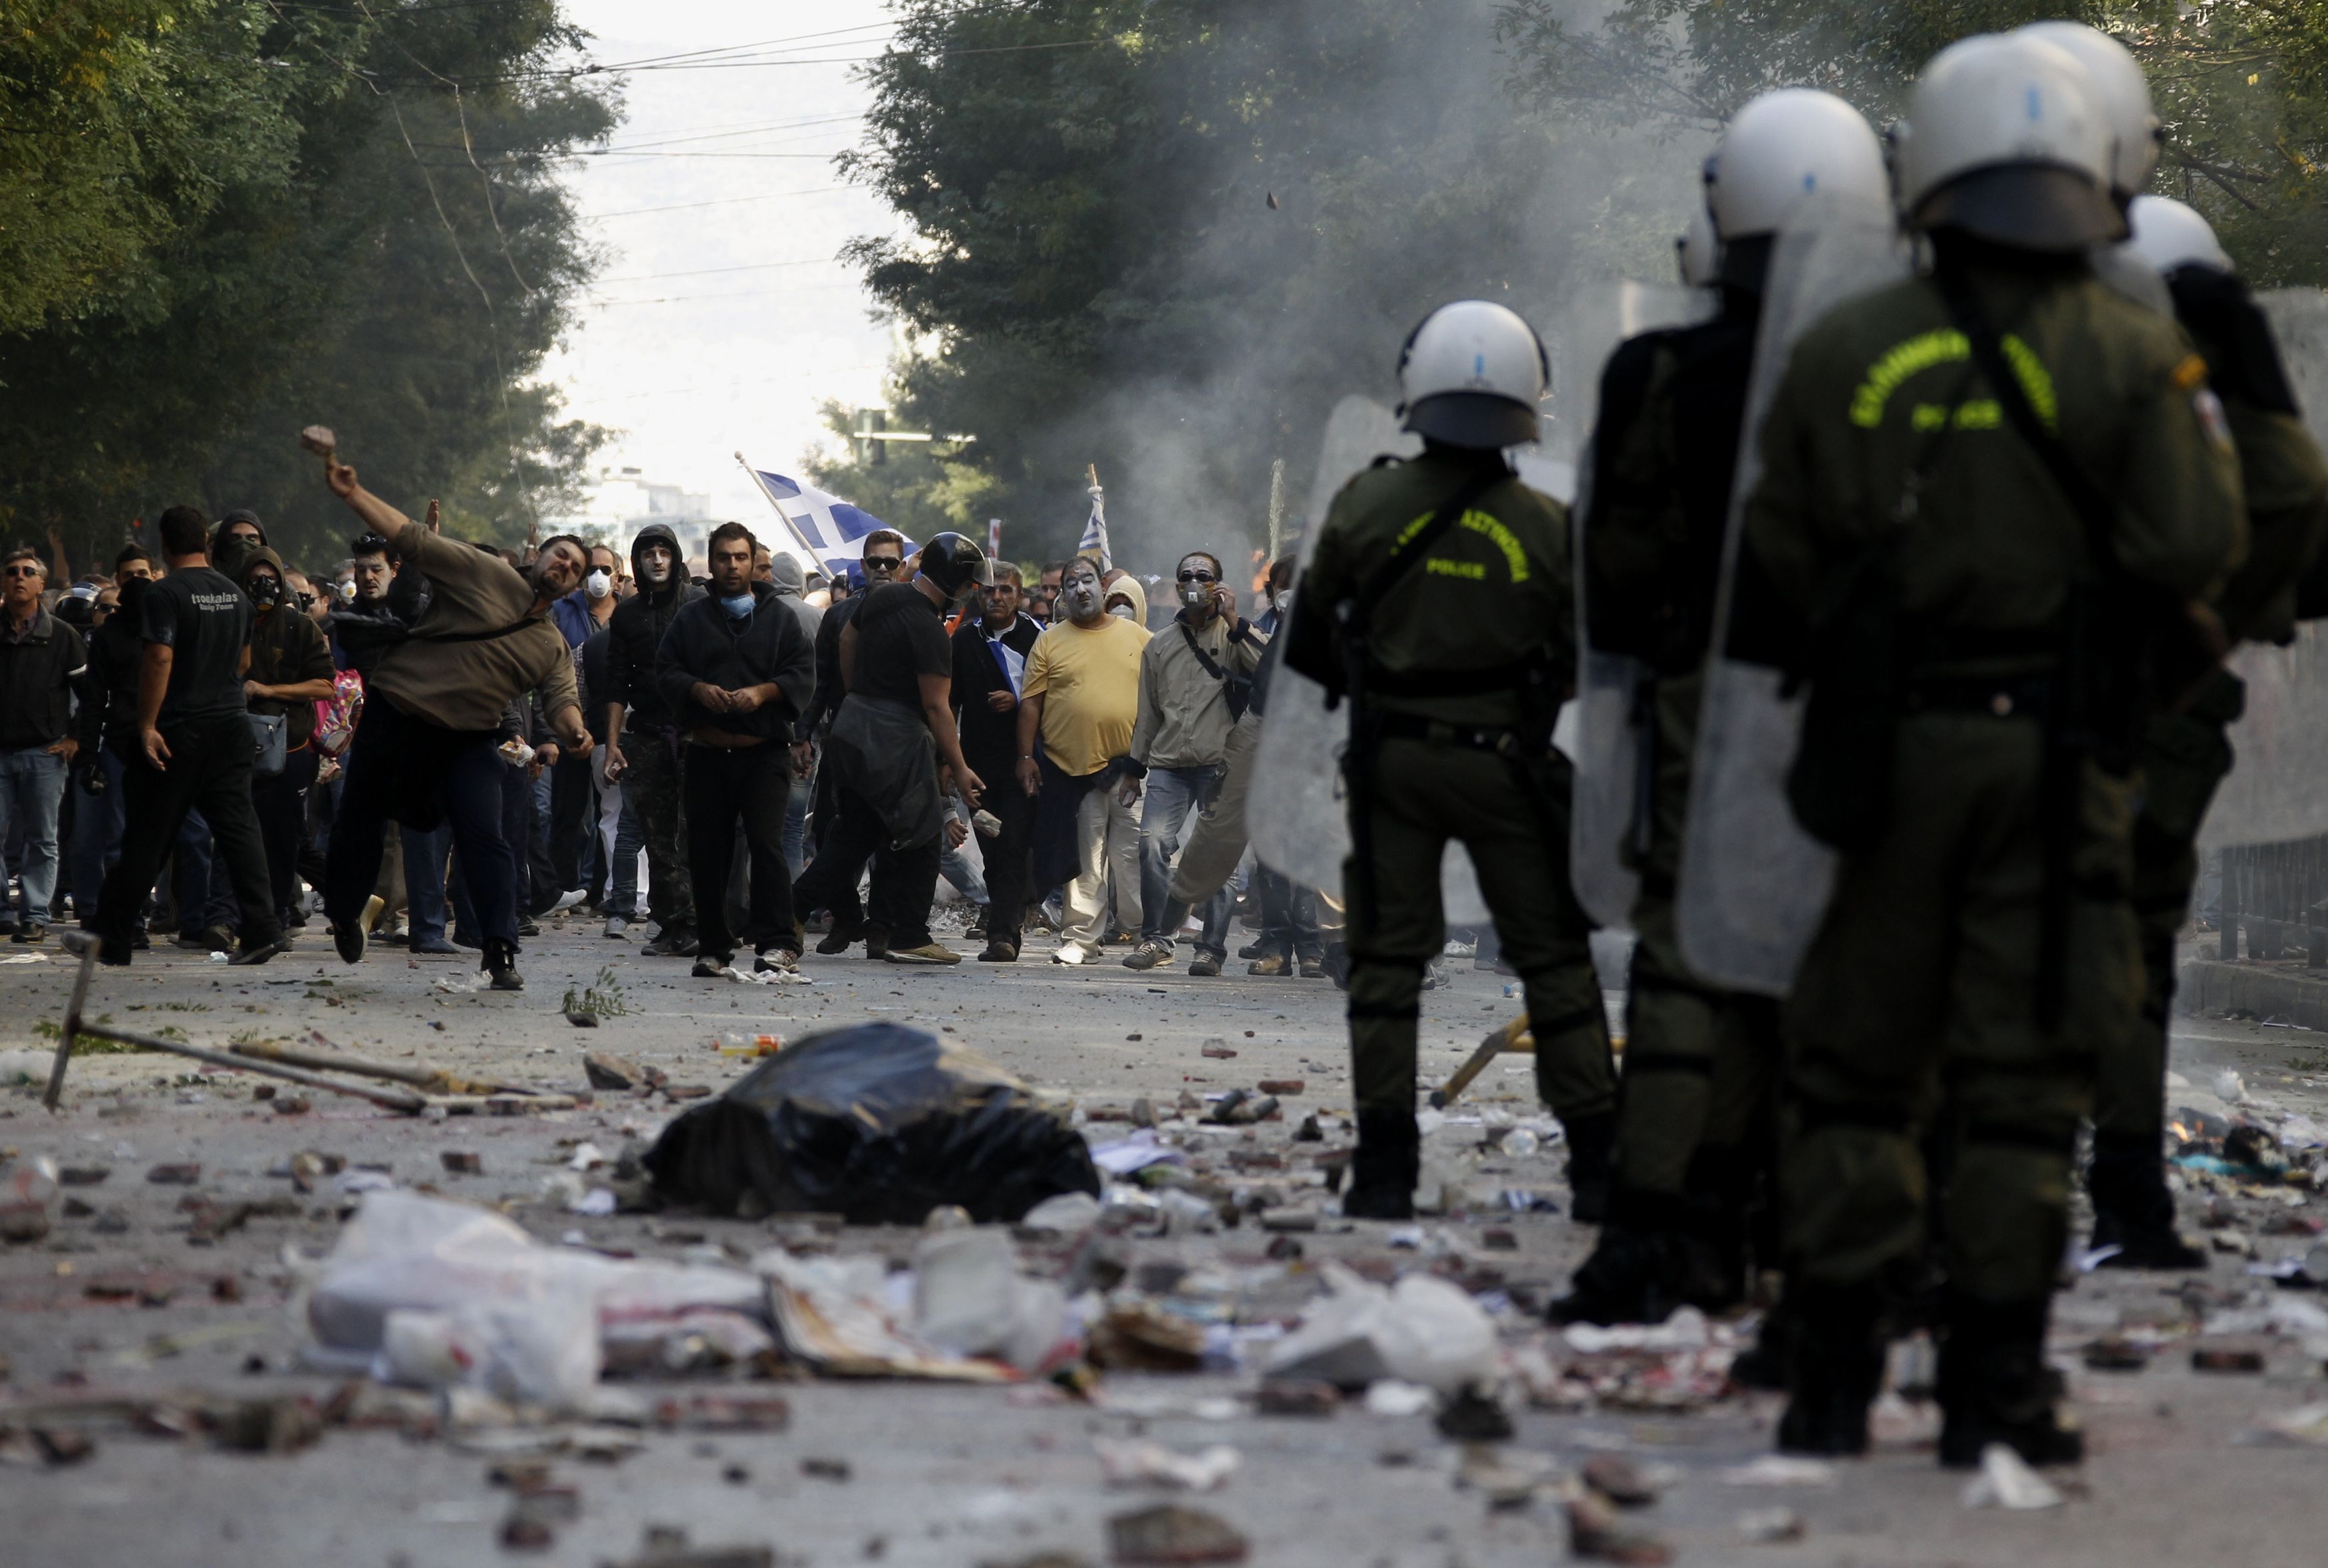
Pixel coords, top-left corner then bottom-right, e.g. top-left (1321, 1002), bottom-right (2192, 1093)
top-left (69, 749), bottom-right (126, 926)
top-left (403, 823), bottom-right (453, 943)
top-left (0, 747), bottom-right (67, 925)
top-left (939, 801), bottom-right (990, 906)
top-left (782, 778), bottom-right (810, 879)
top-left (1137, 763), bottom-right (1231, 955)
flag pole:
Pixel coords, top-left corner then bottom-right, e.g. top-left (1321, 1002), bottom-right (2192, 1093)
top-left (734, 451), bottom-right (823, 567)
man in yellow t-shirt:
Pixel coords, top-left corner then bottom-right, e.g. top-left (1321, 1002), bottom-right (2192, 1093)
top-left (1015, 557), bottom-right (1149, 963)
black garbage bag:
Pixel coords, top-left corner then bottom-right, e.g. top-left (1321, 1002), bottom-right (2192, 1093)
top-left (641, 1022), bottom-right (1101, 1225)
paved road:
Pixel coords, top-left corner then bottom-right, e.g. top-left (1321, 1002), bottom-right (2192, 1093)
top-left (0, 914), bottom-right (2323, 1567)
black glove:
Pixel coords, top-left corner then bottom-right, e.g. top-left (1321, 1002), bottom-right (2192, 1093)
top-left (78, 760), bottom-right (106, 797)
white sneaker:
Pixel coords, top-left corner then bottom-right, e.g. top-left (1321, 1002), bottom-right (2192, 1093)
top-left (1052, 944), bottom-right (1097, 966)
top-left (549, 889), bottom-right (587, 914)
top-left (603, 916), bottom-right (629, 939)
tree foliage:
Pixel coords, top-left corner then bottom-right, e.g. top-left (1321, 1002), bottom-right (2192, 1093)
top-left (1496, 0), bottom-right (2328, 287)
top-left (0, 1), bottom-right (619, 570)
top-left (835, 0), bottom-right (1668, 565)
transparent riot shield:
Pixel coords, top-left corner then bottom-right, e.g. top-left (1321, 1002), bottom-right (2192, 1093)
top-left (1248, 397), bottom-right (1502, 924)
top-left (1675, 210), bottom-right (1913, 994)
top-left (1560, 283), bottom-right (1720, 929)
top-left (2202, 287), bottom-right (2328, 849)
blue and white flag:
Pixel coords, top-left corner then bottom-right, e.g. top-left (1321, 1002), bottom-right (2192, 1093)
top-left (744, 466), bottom-right (910, 575)
top-left (986, 630), bottom-right (1028, 698)
top-left (1076, 479), bottom-right (1110, 572)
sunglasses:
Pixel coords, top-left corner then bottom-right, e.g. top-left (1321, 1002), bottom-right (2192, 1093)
top-left (1176, 570), bottom-right (1218, 585)
top-left (2, 565), bottom-right (43, 579)
top-left (864, 557), bottom-right (902, 573)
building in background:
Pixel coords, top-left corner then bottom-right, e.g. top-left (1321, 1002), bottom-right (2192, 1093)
top-left (563, 467), bottom-right (717, 573)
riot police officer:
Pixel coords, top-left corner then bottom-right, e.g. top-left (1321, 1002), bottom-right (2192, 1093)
top-left (1742, 33), bottom-right (2244, 1460)
top-left (1554, 88), bottom-right (1893, 1327)
top-left (2021, 21), bottom-right (2328, 1269)
top-left (1282, 301), bottom-right (1616, 1221)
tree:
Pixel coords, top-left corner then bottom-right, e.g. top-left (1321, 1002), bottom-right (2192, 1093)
top-left (0, 1), bottom-right (618, 571)
top-left (1495, 1), bottom-right (2328, 288)
top-left (839, 0), bottom-right (1673, 567)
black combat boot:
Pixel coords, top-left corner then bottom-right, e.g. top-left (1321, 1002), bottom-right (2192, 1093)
top-left (1342, 1109), bottom-right (1419, 1220)
top-left (1775, 1281), bottom-right (1885, 1456)
top-left (2088, 1132), bottom-right (2205, 1270)
top-left (1560, 1110), bottom-right (1616, 1224)
top-left (1546, 1188), bottom-right (1713, 1326)
top-left (484, 938), bottom-right (524, 992)
top-left (1936, 1293), bottom-right (2083, 1468)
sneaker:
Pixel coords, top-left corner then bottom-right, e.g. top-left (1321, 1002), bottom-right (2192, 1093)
top-left (547, 889), bottom-right (587, 914)
top-left (1189, 952), bottom-right (1222, 978)
top-left (648, 925), bottom-right (700, 958)
top-left (603, 916), bottom-right (629, 940)
top-left (1052, 944), bottom-right (1097, 966)
top-left (408, 934), bottom-right (460, 956)
top-left (977, 938), bottom-right (1019, 962)
top-left (692, 954), bottom-right (732, 978)
top-left (754, 948), bottom-right (796, 975)
top-left (813, 922), bottom-right (864, 956)
top-left (885, 942), bottom-right (961, 966)
top-left (377, 922), bottom-right (409, 947)
top-left (1247, 953), bottom-right (1287, 976)
top-left (515, 916), bottom-right (540, 938)
top-left (11, 923), bottom-right (48, 946)
top-left (1298, 957), bottom-right (1326, 979)
top-left (1237, 941), bottom-right (1268, 960)
top-left (1121, 940), bottom-right (1169, 971)
top-left (228, 939), bottom-right (286, 967)
top-left (333, 916), bottom-right (365, 964)
top-left (864, 925), bottom-right (891, 962)
top-left (176, 925), bottom-right (231, 952)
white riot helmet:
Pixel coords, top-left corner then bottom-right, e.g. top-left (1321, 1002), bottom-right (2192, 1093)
top-left (1395, 300), bottom-right (1549, 450)
top-left (2126, 194), bottom-right (2232, 275)
top-left (1703, 88), bottom-right (1891, 241)
top-left (1676, 203), bottom-right (1720, 288)
top-left (1894, 32), bottom-right (2119, 251)
top-left (2017, 21), bottom-right (2160, 201)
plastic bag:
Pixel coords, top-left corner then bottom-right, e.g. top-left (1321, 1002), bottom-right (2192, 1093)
top-left (1262, 1264), bottom-right (1498, 1392)
top-left (912, 1226), bottom-right (1070, 1372)
top-left (643, 1023), bottom-right (1101, 1224)
top-left (305, 1191), bottom-right (763, 1411)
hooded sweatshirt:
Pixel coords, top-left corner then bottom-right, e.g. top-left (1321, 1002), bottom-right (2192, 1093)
top-left (607, 522), bottom-right (705, 730)
top-left (238, 546), bottom-right (335, 747)
top-left (765, 551), bottom-right (824, 641)
top-left (653, 578), bottom-right (815, 745)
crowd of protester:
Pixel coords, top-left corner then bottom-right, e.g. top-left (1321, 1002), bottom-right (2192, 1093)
top-left (0, 483), bottom-right (1358, 985)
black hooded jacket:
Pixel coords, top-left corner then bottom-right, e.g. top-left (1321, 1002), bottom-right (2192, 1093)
top-left (655, 579), bottom-right (816, 745)
top-left (607, 522), bottom-right (705, 729)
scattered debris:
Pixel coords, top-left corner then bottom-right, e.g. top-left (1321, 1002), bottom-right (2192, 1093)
top-left (146, 1162), bottom-right (201, 1185)
top-left (1567, 1492), bottom-right (1672, 1565)
top-left (1252, 1380), bottom-right (1338, 1417)
top-left (1200, 1041), bottom-right (1238, 1061)
top-left (1736, 1507), bottom-right (1806, 1544)
top-left (441, 1151), bottom-right (484, 1176)
top-left (1264, 1265), bottom-right (1497, 1392)
top-left (1582, 1454), bottom-right (1661, 1508)
top-left (1107, 1504), bottom-right (1248, 1565)
top-left (1095, 1438), bottom-right (1239, 1492)
top-left (1433, 1386), bottom-right (1513, 1440)
top-left (800, 1456), bottom-right (851, 1482)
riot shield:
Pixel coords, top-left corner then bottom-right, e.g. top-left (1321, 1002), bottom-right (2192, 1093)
top-left (1560, 282), bottom-right (1721, 930)
top-left (1675, 209), bottom-right (1913, 994)
top-left (2201, 287), bottom-right (2328, 849)
top-left (1248, 397), bottom-right (1502, 924)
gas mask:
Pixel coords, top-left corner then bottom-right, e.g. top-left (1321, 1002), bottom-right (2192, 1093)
top-left (585, 568), bottom-right (613, 600)
top-left (1107, 600), bottom-right (1137, 620)
top-left (247, 575), bottom-right (282, 610)
top-left (1178, 580), bottom-right (1213, 612)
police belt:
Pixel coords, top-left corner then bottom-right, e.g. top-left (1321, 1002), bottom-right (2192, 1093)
top-left (1374, 712), bottom-right (1550, 759)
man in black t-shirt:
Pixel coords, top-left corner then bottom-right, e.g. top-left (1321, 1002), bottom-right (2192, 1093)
top-left (91, 505), bottom-right (285, 966)
top-left (950, 564), bottom-right (1043, 961)
top-left (793, 534), bottom-right (992, 966)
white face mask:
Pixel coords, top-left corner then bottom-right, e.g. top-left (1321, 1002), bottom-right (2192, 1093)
top-left (585, 568), bottom-right (613, 600)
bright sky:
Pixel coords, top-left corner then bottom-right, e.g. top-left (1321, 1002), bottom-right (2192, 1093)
top-left (545, 2), bottom-right (905, 531)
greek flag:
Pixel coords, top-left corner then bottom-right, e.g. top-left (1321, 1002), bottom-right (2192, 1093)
top-left (1077, 480), bottom-right (1111, 571)
top-left (745, 467), bottom-right (909, 574)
